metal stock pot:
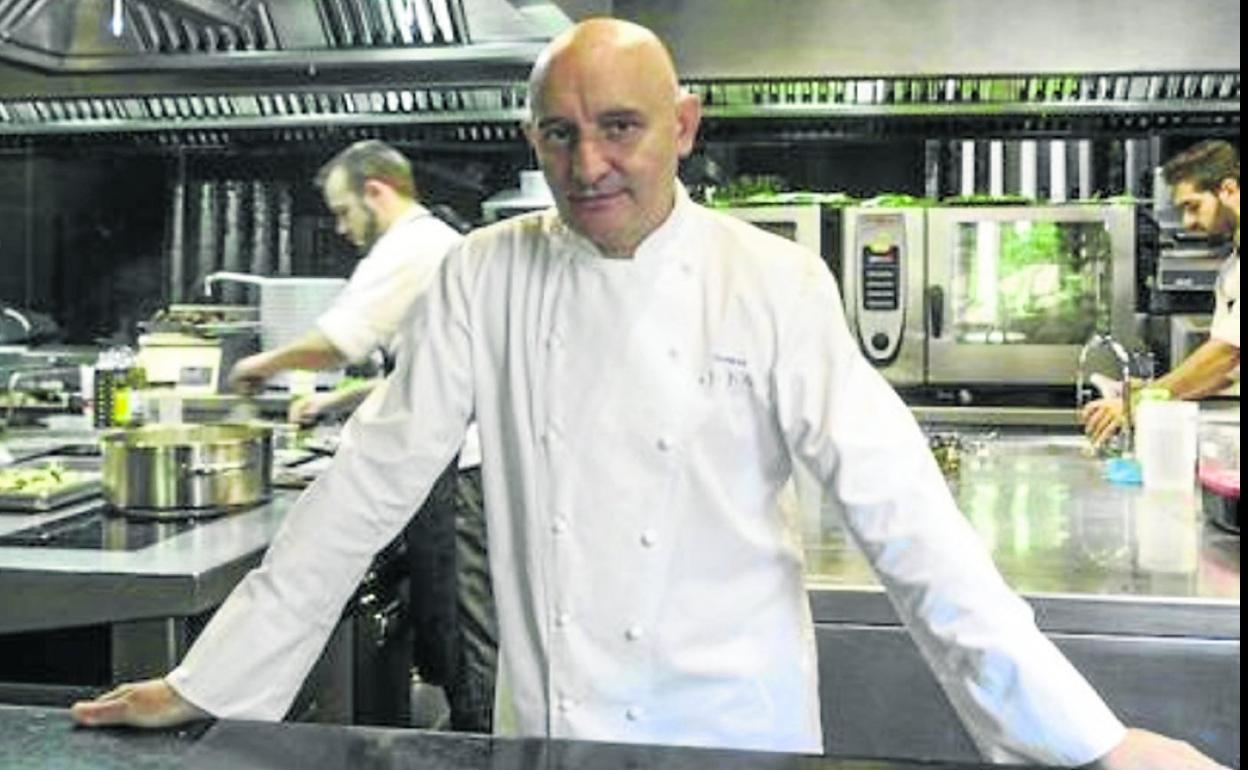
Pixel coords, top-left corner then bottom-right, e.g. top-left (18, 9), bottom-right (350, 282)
top-left (101, 423), bottom-right (272, 515)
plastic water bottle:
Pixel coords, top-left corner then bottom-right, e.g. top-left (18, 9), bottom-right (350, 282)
top-left (92, 349), bottom-right (118, 428)
top-left (92, 346), bottom-right (147, 427)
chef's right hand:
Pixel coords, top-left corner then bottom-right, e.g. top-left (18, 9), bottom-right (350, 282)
top-left (228, 354), bottom-right (272, 395)
top-left (71, 678), bottom-right (209, 729)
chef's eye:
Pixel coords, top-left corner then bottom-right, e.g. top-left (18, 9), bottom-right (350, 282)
top-left (541, 124), bottom-right (574, 146)
top-left (602, 119), bottom-right (640, 140)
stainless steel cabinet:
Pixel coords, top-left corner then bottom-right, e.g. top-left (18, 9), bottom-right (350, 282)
top-left (814, 622), bottom-right (1240, 766)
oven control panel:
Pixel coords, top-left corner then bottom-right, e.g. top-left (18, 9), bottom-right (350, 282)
top-left (851, 213), bottom-right (908, 366)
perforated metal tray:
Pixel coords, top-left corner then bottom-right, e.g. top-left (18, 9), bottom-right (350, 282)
top-left (0, 463), bottom-right (103, 512)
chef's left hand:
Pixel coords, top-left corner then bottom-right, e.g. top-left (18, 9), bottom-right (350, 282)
top-left (1080, 396), bottom-right (1126, 448)
top-left (71, 677), bottom-right (208, 729)
top-left (1087, 728), bottom-right (1229, 769)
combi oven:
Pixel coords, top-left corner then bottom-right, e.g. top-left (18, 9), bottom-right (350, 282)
top-left (721, 201), bottom-right (1138, 389)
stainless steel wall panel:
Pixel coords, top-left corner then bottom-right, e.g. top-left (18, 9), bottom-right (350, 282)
top-left (250, 180), bottom-right (272, 278)
top-left (220, 179), bottom-right (243, 303)
top-left (275, 182), bottom-right (292, 275)
top-left (167, 163), bottom-right (187, 302)
top-left (195, 179), bottom-right (219, 297)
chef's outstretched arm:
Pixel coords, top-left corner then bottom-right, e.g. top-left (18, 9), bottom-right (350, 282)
top-left (776, 260), bottom-right (1226, 769)
top-left (71, 678), bottom-right (206, 728)
top-left (71, 246), bottom-right (479, 729)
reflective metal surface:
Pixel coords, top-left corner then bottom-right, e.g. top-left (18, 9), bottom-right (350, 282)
top-left (101, 423), bottom-right (272, 513)
top-left (0, 703), bottom-right (1042, 770)
top-left (804, 433), bottom-right (1241, 603)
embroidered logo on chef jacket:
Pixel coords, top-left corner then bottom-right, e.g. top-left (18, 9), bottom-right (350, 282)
top-left (701, 354), bottom-right (755, 392)
top-left (690, 349), bottom-right (779, 446)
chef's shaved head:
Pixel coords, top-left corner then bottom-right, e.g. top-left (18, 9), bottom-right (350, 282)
top-left (529, 18), bottom-right (680, 108)
top-left (524, 18), bottom-right (701, 257)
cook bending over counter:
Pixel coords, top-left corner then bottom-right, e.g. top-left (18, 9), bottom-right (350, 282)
top-left (1083, 140), bottom-right (1240, 447)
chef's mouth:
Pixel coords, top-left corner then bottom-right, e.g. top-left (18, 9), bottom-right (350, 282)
top-left (568, 189), bottom-right (628, 208)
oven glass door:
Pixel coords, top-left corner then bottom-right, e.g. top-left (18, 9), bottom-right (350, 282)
top-left (716, 204), bottom-right (823, 257)
top-left (926, 205), bottom-right (1135, 385)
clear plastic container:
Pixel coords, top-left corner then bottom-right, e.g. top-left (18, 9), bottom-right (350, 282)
top-left (1134, 397), bottom-right (1199, 491)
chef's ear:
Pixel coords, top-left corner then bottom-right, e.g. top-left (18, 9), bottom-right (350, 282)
top-left (1216, 176), bottom-right (1239, 201)
top-left (360, 178), bottom-right (389, 206)
top-left (522, 119), bottom-right (540, 152)
top-left (674, 89), bottom-right (702, 159)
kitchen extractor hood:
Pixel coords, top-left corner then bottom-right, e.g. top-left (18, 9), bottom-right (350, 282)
top-left (0, 0), bottom-right (581, 73)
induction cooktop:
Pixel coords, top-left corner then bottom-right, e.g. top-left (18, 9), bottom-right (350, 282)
top-left (0, 503), bottom-right (220, 551)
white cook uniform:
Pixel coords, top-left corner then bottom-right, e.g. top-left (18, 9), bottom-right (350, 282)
top-left (311, 204), bottom-right (481, 467)
top-left (315, 204), bottom-right (463, 364)
top-left (1210, 250), bottom-right (1240, 391)
top-left (1211, 250), bottom-right (1240, 349)
top-left (168, 187), bottom-right (1124, 763)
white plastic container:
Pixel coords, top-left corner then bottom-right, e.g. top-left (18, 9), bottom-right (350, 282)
top-left (1135, 399), bottom-right (1200, 491)
top-left (258, 277), bottom-right (346, 389)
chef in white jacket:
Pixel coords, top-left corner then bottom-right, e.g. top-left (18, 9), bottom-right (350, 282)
top-left (73, 18), bottom-right (1226, 770)
top-left (227, 139), bottom-right (462, 397)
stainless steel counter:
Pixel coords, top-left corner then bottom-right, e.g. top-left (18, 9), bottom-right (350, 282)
top-left (1, 428), bottom-right (1240, 638)
top-left (802, 432), bottom-right (1239, 765)
top-left (0, 492), bottom-right (298, 635)
top-left (0, 704), bottom-right (1044, 770)
top-left (804, 433), bottom-right (1240, 638)
top-left (0, 426), bottom-right (1240, 763)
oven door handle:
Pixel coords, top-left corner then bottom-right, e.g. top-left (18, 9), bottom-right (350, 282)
top-left (926, 286), bottom-right (945, 339)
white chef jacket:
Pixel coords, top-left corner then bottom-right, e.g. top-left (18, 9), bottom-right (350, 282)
top-left (1211, 251), bottom-right (1239, 349)
top-left (1209, 250), bottom-right (1240, 393)
top-left (311, 204), bottom-right (481, 467)
top-left (168, 187), bottom-right (1125, 763)
top-left (315, 204), bottom-right (463, 363)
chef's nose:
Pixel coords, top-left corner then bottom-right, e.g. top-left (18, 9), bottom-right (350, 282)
top-left (571, 136), bottom-right (611, 187)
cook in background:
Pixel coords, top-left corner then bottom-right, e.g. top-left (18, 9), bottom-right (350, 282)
top-left (74, 19), bottom-right (1225, 770)
top-left (1083, 140), bottom-right (1240, 447)
top-left (234, 139), bottom-right (497, 734)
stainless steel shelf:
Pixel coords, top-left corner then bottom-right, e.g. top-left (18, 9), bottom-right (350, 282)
top-left (1, 40), bottom-right (545, 74)
top-left (702, 99), bottom-right (1242, 120)
top-left (0, 109), bottom-right (528, 136)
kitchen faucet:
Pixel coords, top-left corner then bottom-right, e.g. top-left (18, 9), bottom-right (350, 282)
top-left (1076, 332), bottom-right (1135, 455)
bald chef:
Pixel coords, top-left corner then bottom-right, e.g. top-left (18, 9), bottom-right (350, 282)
top-left (73, 17), bottom-right (1226, 770)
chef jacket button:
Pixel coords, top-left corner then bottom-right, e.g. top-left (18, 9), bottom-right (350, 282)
top-left (679, 262), bottom-right (693, 275)
top-left (656, 435), bottom-right (673, 452)
top-left (547, 332), bottom-right (564, 350)
top-left (625, 706), bottom-right (644, 721)
top-left (558, 697), bottom-right (574, 713)
top-left (552, 518), bottom-right (569, 535)
top-left (625, 625), bottom-right (644, 642)
top-left (640, 529), bottom-right (658, 547)
top-left (555, 611), bottom-right (572, 628)
top-left (667, 346), bottom-right (680, 360)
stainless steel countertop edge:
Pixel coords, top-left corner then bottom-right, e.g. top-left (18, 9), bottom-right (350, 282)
top-left (808, 584), bottom-right (1241, 639)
